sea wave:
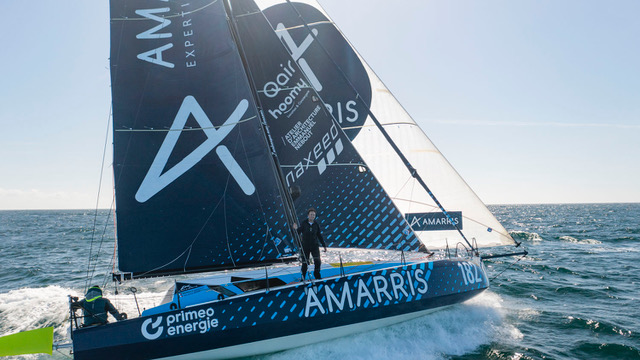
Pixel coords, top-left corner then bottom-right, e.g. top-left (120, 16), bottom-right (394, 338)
top-left (558, 236), bottom-right (602, 244)
top-left (255, 291), bottom-right (516, 360)
top-left (509, 231), bottom-right (543, 242)
top-left (0, 285), bottom-right (77, 343)
top-left (573, 342), bottom-right (640, 360)
top-left (563, 316), bottom-right (636, 338)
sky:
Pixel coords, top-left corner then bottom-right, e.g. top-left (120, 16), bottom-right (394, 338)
top-left (0, 0), bottom-right (638, 210)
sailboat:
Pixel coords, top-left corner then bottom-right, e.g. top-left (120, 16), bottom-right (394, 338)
top-left (65, 0), bottom-right (528, 359)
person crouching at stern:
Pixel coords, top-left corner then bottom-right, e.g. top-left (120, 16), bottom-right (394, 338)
top-left (72, 285), bottom-right (126, 326)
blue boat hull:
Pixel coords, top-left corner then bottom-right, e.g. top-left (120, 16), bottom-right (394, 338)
top-left (72, 259), bottom-right (488, 359)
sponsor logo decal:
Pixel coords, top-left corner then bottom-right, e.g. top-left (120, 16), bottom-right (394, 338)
top-left (141, 316), bottom-right (164, 340)
top-left (304, 268), bottom-right (429, 317)
top-left (264, 4), bottom-right (371, 140)
top-left (141, 307), bottom-right (219, 340)
top-left (284, 122), bottom-right (343, 187)
top-left (405, 212), bottom-right (463, 231)
top-left (135, 96), bottom-right (255, 202)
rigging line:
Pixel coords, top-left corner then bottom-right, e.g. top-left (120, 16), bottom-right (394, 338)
top-left (136, 191), bottom-right (227, 277)
top-left (85, 104), bottom-right (113, 292)
top-left (256, 84), bottom-right (314, 94)
top-left (237, 128), bottom-right (289, 262)
top-left (88, 199), bottom-right (115, 289)
top-left (258, 227), bottom-right (271, 260)
top-left (177, 138), bottom-right (254, 272)
top-left (391, 174), bottom-right (415, 201)
top-left (93, 203), bottom-right (114, 289)
top-left (489, 253), bottom-right (526, 282)
top-left (222, 182), bottom-right (237, 268)
top-left (286, 1), bottom-right (474, 252)
top-left (53, 348), bottom-right (74, 360)
top-left (114, 115), bottom-right (257, 132)
top-left (111, 189), bottom-right (118, 275)
top-left (274, 20), bottom-right (332, 32)
top-left (341, 122), bottom-right (417, 130)
top-left (183, 246), bottom-right (194, 273)
top-left (279, 162), bottom-right (366, 168)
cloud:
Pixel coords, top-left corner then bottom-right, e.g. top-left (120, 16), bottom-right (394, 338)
top-left (429, 119), bottom-right (640, 129)
top-left (0, 188), bottom-right (66, 198)
top-left (0, 187), bottom-right (110, 210)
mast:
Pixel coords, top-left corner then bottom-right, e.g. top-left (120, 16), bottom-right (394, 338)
top-left (223, 0), bottom-right (303, 255)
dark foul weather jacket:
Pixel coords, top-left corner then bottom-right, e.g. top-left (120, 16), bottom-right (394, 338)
top-left (296, 221), bottom-right (327, 255)
top-left (73, 286), bottom-right (122, 326)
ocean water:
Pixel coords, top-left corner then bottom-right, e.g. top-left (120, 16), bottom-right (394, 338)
top-left (0, 203), bottom-right (638, 359)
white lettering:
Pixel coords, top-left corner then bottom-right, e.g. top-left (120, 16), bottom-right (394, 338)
top-left (415, 269), bottom-right (428, 294)
top-left (373, 275), bottom-right (393, 303)
top-left (345, 100), bottom-right (358, 122)
top-left (143, 307), bottom-right (219, 339)
top-left (303, 268), bottom-right (431, 318)
top-left (305, 287), bottom-right (325, 317)
top-left (135, 8), bottom-right (172, 39)
top-left (325, 283), bottom-right (353, 312)
top-left (356, 280), bottom-right (375, 307)
top-left (390, 272), bottom-right (408, 299)
top-left (137, 43), bottom-right (175, 69)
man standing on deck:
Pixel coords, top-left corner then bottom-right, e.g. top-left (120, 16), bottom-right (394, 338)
top-left (293, 208), bottom-right (327, 280)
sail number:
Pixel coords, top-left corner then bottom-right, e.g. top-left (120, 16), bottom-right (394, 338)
top-left (457, 262), bottom-right (482, 285)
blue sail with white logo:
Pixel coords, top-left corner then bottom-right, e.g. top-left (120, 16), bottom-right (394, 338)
top-left (110, 0), bottom-right (296, 277)
top-left (228, 0), bottom-right (421, 252)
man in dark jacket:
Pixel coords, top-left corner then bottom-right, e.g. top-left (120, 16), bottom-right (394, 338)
top-left (72, 286), bottom-right (125, 326)
top-left (293, 208), bottom-right (327, 280)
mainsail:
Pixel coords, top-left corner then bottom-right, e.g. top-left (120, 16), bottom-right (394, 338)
top-left (110, 0), bottom-right (298, 277)
top-left (252, 0), bottom-right (516, 250)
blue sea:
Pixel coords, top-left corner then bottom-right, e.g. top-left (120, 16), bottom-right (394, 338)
top-left (0, 203), bottom-right (638, 359)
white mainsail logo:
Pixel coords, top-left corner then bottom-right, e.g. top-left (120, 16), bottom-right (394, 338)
top-left (135, 96), bottom-right (256, 203)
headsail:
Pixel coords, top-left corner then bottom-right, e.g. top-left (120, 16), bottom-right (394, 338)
top-left (227, 0), bottom-right (421, 252)
top-left (109, 0), bottom-right (297, 277)
top-left (253, 0), bottom-right (516, 250)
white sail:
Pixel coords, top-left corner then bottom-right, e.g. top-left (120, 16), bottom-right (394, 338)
top-left (254, 0), bottom-right (515, 250)
top-left (352, 72), bottom-right (514, 249)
